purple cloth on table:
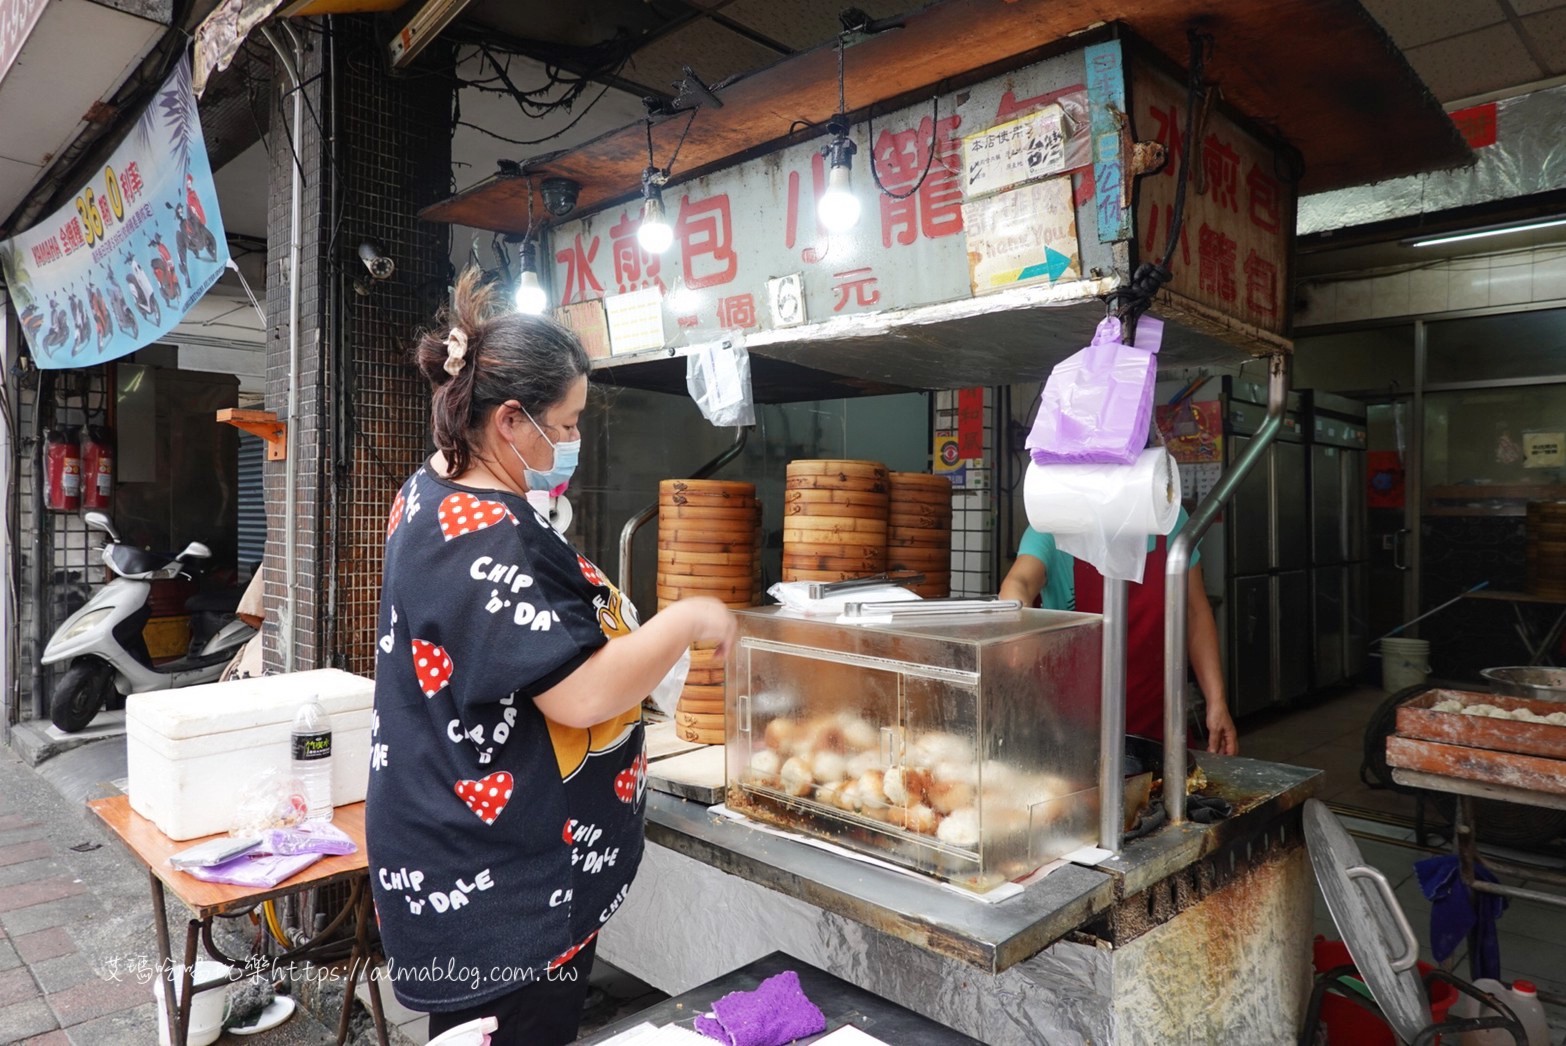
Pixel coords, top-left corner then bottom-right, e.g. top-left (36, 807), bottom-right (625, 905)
top-left (181, 850), bottom-right (322, 888)
top-left (693, 970), bottom-right (827, 1046)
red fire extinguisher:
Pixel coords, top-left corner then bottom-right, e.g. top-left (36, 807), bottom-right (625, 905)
top-left (81, 425), bottom-right (114, 511)
top-left (44, 427), bottom-right (82, 513)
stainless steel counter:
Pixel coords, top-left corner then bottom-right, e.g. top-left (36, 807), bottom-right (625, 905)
top-left (642, 753), bottom-right (1322, 973)
top-left (604, 754), bottom-right (1323, 1044)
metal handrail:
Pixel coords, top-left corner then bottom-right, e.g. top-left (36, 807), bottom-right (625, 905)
top-left (618, 426), bottom-right (750, 596)
top-left (1164, 353), bottom-right (1290, 823)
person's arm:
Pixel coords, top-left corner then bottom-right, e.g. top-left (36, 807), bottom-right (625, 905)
top-left (533, 597), bottom-right (736, 728)
top-left (999, 553), bottom-right (1046, 606)
top-left (1186, 563), bottom-right (1237, 755)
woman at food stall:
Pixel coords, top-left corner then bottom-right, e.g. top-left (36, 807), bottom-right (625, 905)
top-left (365, 269), bottom-right (736, 1045)
top-left (998, 508), bottom-right (1238, 755)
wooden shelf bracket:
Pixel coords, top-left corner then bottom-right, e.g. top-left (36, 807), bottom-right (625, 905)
top-left (217, 408), bottom-right (287, 461)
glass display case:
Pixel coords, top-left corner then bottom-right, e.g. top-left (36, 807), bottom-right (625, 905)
top-left (725, 604), bottom-right (1103, 892)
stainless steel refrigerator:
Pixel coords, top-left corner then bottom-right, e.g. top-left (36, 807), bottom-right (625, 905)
top-left (1307, 392), bottom-right (1369, 689)
top-left (1223, 378), bottom-right (1311, 716)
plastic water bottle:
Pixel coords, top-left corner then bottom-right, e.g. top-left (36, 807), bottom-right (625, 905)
top-left (290, 696), bottom-right (333, 821)
top-left (1453, 978), bottom-right (1551, 1046)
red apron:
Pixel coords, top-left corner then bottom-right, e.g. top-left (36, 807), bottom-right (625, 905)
top-left (1073, 537), bottom-right (1174, 743)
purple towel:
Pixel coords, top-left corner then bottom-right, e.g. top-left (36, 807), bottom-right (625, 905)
top-left (693, 970), bottom-right (827, 1046)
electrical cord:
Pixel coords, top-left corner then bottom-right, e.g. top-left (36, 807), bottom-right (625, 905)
top-left (866, 96), bottom-right (949, 201)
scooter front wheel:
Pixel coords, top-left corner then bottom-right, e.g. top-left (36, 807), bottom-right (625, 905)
top-left (50, 659), bottom-right (117, 732)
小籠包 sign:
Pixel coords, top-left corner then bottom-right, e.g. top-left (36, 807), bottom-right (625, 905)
top-left (0, 54), bottom-right (229, 369)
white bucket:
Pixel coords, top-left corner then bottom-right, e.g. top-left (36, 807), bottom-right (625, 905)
top-left (1381, 637), bottom-right (1431, 692)
top-left (152, 960), bottom-right (231, 1046)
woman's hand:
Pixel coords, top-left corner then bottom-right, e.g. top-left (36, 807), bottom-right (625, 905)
top-left (1206, 701), bottom-right (1238, 756)
top-left (669, 596), bottom-right (738, 658)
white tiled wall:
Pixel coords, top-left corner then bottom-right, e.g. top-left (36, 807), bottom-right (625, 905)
top-left (1298, 244), bottom-right (1566, 326)
top-left (933, 389), bottom-right (995, 597)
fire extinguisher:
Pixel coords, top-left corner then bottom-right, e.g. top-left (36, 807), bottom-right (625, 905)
top-left (44, 427), bottom-right (82, 513)
top-left (81, 425), bottom-right (114, 511)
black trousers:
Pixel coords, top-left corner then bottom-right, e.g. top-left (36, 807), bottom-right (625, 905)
top-left (425, 939), bottom-right (598, 1046)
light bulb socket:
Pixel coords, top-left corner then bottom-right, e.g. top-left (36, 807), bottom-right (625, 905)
top-left (518, 237), bottom-right (539, 274)
top-left (822, 118), bottom-right (857, 171)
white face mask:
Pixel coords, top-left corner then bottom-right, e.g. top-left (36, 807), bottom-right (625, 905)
top-left (509, 406), bottom-right (580, 492)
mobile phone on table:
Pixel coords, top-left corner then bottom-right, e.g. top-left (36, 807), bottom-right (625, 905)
top-left (168, 836), bottom-right (261, 870)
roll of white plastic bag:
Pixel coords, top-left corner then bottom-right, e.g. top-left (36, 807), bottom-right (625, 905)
top-left (647, 646), bottom-right (690, 718)
top-left (1024, 448), bottom-right (1181, 584)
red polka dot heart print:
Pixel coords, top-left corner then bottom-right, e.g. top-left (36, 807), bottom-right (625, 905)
top-left (454, 771), bottom-right (514, 825)
top-left (613, 752), bottom-right (648, 804)
top-left (410, 640), bottom-right (453, 697)
top-left (437, 492), bottom-right (515, 541)
top-left (386, 489), bottom-right (406, 538)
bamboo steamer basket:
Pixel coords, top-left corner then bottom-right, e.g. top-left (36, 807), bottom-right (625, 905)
top-left (655, 571), bottom-right (757, 591)
top-left (786, 459), bottom-right (887, 480)
top-left (676, 723), bottom-right (726, 745)
top-left (658, 560), bottom-right (754, 579)
top-left (685, 666), bottom-right (727, 686)
top-left (782, 501), bottom-right (886, 521)
top-left (657, 548), bottom-right (756, 568)
top-left (675, 708), bottom-right (725, 730)
top-left (781, 554), bottom-right (888, 572)
top-left (658, 504), bottom-right (759, 523)
top-left (782, 514), bottom-right (888, 532)
top-left (660, 478), bottom-right (755, 498)
top-left (888, 511), bottom-right (952, 530)
top-left (888, 532), bottom-right (952, 549)
top-left (780, 569), bottom-right (889, 582)
top-left (783, 488), bottom-right (891, 509)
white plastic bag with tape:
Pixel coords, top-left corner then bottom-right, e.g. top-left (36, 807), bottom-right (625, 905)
top-left (686, 333), bottom-right (755, 427)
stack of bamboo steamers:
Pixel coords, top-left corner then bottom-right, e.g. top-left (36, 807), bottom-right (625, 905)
top-left (782, 460), bottom-right (952, 599)
top-left (657, 479), bottom-right (761, 744)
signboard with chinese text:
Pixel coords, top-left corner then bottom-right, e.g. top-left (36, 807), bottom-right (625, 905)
top-left (961, 103), bottom-right (1087, 198)
top-left (0, 0), bottom-right (48, 88)
top-left (957, 388), bottom-right (984, 458)
top-left (545, 49), bottom-right (1119, 351)
top-left (0, 55), bottom-right (229, 369)
top-left (962, 177), bottom-right (1081, 294)
top-left (1130, 60), bottom-right (1295, 336)
top-left (1524, 431), bottom-right (1566, 469)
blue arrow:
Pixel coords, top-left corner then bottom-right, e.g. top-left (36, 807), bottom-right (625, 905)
top-left (1017, 247), bottom-right (1072, 284)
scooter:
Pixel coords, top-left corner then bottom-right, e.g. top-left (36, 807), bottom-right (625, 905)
top-left (123, 251), bottom-right (161, 324)
top-left (40, 297), bottom-right (68, 355)
top-left (87, 280), bottom-right (111, 350)
top-left (165, 202), bottom-right (218, 286)
top-left (42, 512), bottom-right (256, 732)
top-left (148, 234), bottom-right (179, 304)
top-left (104, 266), bottom-right (139, 339)
top-left (68, 286), bottom-right (91, 354)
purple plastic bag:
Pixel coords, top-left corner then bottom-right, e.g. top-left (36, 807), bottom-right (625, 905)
top-left (693, 970), bottom-right (827, 1046)
top-left (258, 821), bottom-right (357, 857)
top-left (1028, 315), bottom-right (1164, 466)
top-left (181, 851), bottom-right (323, 889)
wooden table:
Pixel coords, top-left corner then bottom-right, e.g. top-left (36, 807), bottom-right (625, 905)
top-left (87, 796), bottom-right (388, 1046)
top-left (1463, 589), bottom-right (1566, 665)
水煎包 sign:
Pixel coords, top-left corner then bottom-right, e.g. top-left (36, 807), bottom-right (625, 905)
top-left (1130, 59), bottom-right (1297, 338)
top-left (0, 54), bottom-right (229, 369)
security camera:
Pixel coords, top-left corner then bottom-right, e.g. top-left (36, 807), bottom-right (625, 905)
top-left (540, 177), bottom-right (581, 218)
top-left (358, 240), bottom-right (395, 280)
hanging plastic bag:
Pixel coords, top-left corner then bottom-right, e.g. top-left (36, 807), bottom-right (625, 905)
top-left (686, 333), bottom-right (756, 427)
top-left (1027, 315), bottom-right (1164, 466)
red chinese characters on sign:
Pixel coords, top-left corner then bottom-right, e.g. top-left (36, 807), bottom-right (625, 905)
top-left (1202, 134), bottom-right (1240, 213)
top-left (957, 388), bottom-right (984, 459)
top-left (608, 210), bottom-right (662, 295)
top-left (59, 217), bottom-right (85, 255)
top-left (1243, 250), bottom-right (1278, 318)
top-left (832, 268), bottom-right (880, 312)
top-left (784, 154), bottom-right (828, 263)
top-left (1148, 104), bottom-right (1185, 186)
top-left (874, 113), bottom-right (964, 248)
top-left (675, 194), bottom-right (737, 290)
top-left (555, 234), bottom-right (605, 307)
top-left (1197, 224), bottom-right (1237, 303)
top-left (1246, 163), bottom-right (1281, 234)
top-left (95, 192), bottom-right (115, 231)
top-left (120, 162), bottom-right (144, 206)
top-left (716, 293), bottom-right (757, 329)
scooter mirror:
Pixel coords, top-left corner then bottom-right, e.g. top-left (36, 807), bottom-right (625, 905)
top-left (83, 512), bottom-right (120, 541)
top-left (179, 542), bottom-right (212, 560)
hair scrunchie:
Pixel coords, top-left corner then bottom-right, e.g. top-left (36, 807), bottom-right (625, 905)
top-left (442, 328), bottom-right (469, 377)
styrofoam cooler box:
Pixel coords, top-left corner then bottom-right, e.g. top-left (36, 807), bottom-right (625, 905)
top-left (127, 669), bottom-right (373, 840)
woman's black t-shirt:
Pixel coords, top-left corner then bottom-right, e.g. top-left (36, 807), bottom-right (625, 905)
top-left (365, 466), bottom-right (646, 1012)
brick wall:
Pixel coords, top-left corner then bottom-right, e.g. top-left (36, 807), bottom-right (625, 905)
top-left (262, 18), bottom-right (451, 676)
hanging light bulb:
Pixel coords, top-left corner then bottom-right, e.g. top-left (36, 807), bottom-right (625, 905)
top-left (514, 239), bottom-right (548, 314)
top-left (637, 167), bottom-right (674, 254)
top-left (818, 117), bottom-right (860, 233)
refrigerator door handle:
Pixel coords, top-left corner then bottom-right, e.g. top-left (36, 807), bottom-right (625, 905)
top-left (1392, 529), bottom-right (1412, 572)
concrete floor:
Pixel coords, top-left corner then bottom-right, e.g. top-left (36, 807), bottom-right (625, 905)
top-left (1244, 684), bottom-right (1566, 1041)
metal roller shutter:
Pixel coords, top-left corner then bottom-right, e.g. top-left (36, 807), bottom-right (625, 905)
top-left (236, 434), bottom-right (265, 573)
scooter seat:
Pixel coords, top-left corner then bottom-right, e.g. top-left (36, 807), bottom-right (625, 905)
top-left (106, 544), bottom-right (176, 577)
